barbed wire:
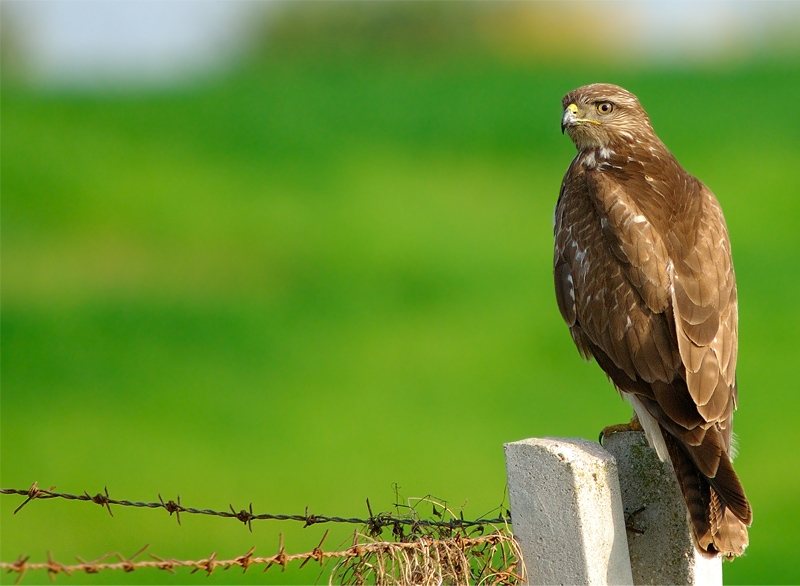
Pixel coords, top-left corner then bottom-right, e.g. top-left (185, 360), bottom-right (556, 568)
top-left (0, 531), bottom-right (522, 584)
top-left (1, 482), bottom-right (511, 536)
top-left (2, 482), bottom-right (522, 584)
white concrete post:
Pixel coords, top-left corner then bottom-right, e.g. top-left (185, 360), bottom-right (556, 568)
top-left (504, 437), bottom-right (633, 586)
top-left (603, 431), bottom-right (722, 586)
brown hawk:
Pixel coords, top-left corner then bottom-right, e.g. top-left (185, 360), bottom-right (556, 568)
top-left (555, 83), bottom-right (752, 557)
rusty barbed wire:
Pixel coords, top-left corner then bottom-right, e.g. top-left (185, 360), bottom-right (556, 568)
top-left (0, 532), bottom-right (523, 584)
top-left (1, 482), bottom-right (511, 535)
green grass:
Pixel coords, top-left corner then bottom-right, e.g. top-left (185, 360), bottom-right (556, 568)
top-left (2, 49), bottom-right (800, 584)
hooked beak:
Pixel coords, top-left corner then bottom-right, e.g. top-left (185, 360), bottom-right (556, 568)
top-left (561, 103), bottom-right (600, 134)
top-left (561, 103), bottom-right (579, 134)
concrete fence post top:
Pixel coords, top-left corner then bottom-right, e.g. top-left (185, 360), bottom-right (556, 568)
top-left (505, 436), bottom-right (617, 464)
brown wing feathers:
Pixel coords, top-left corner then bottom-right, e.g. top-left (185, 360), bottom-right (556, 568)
top-left (555, 83), bottom-right (751, 557)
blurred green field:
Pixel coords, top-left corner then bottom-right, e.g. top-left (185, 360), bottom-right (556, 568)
top-left (3, 35), bottom-right (800, 584)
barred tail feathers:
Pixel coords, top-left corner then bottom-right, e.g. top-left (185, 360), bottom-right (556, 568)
top-left (664, 431), bottom-right (750, 558)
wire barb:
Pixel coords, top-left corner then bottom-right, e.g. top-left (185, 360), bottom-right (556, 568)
top-left (84, 486), bottom-right (114, 517)
top-left (158, 493), bottom-right (182, 525)
top-left (229, 503), bottom-right (255, 532)
top-left (12, 482), bottom-right (55, 515)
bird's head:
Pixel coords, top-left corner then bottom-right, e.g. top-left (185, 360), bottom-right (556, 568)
top-left (561, 83), bottom-right (654, 151)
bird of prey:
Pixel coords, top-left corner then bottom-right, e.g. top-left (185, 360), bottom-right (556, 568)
top-left (554, 83), bottom-right (751, 558)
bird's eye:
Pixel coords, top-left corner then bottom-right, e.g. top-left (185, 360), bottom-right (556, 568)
top-left (596, 102), bottom-right (614, 115)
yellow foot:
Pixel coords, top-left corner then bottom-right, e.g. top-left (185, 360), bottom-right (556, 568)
top-left (599, 415), bottom-right (643, 444)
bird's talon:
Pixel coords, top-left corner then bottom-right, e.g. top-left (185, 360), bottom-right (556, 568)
top-left (599, 415), bottom-right (644, 444)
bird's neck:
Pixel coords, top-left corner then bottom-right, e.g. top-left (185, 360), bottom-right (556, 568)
top-left (577, 134), bottom-right (677, 173)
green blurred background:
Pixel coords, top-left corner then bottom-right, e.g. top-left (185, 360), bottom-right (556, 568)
top-left (2, 2), bottom-right (799, 584)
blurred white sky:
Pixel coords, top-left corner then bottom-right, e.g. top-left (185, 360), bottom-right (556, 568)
top-left (3, 1), bottom-right (269, 86)
top-left (623, 0), bottom-right (800, 61)
top-left (3, 1), bottom-right (799, 87)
